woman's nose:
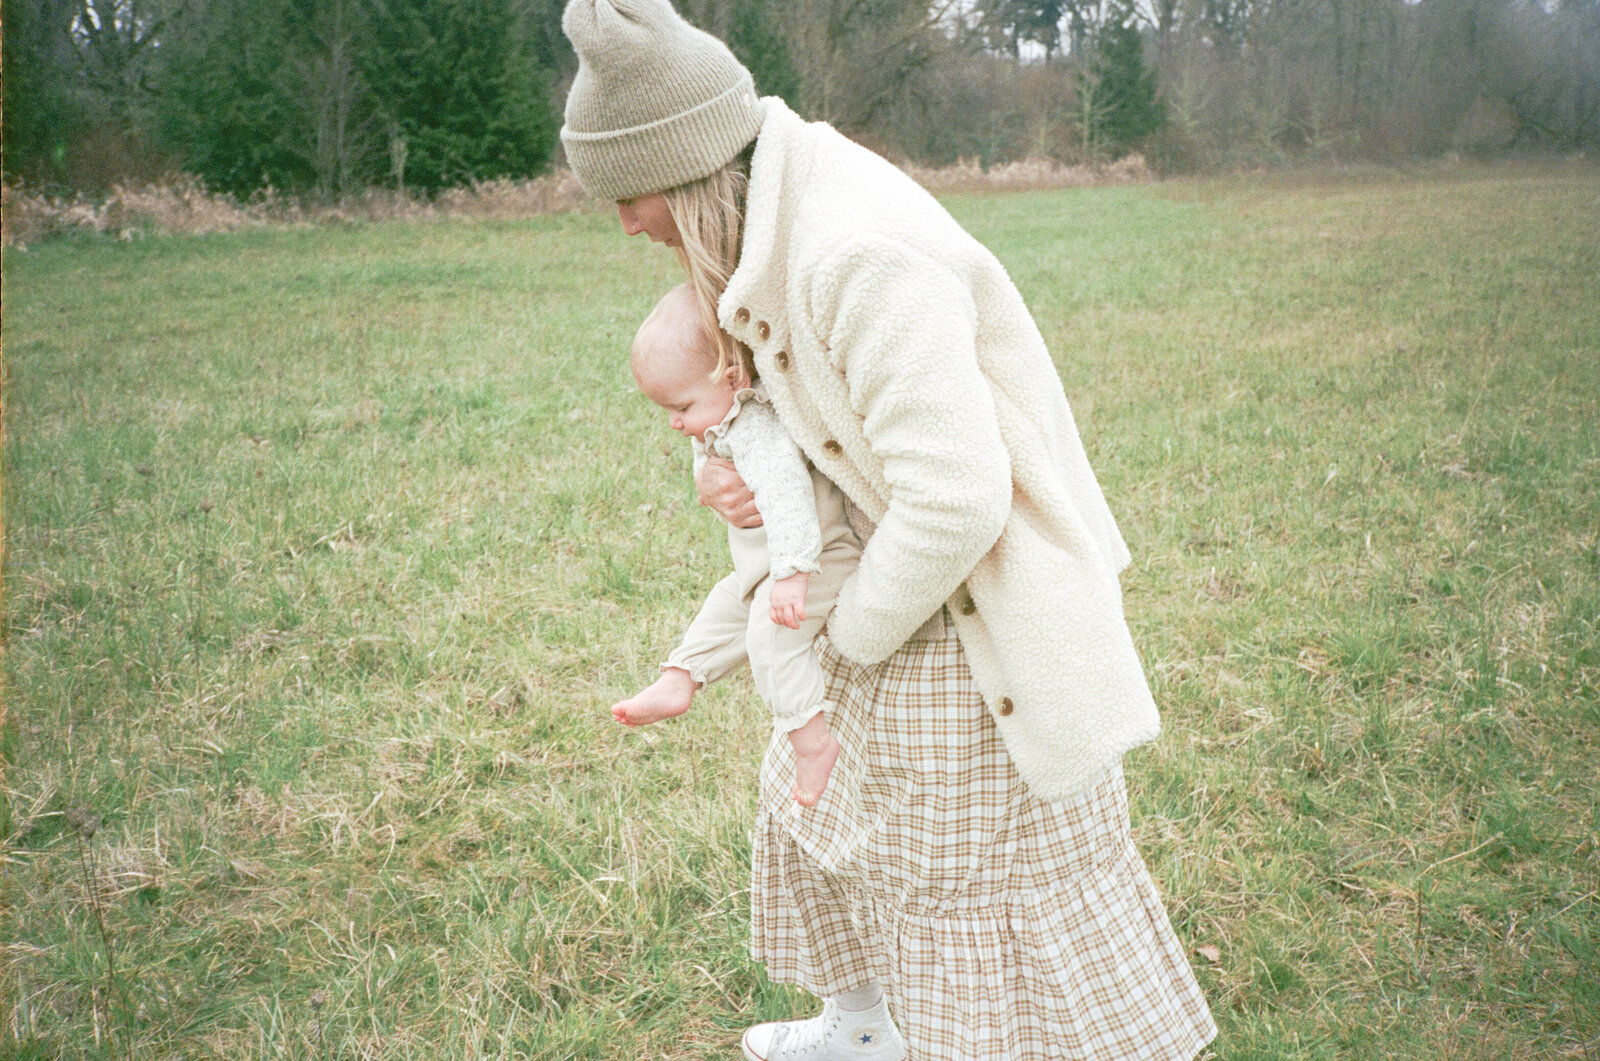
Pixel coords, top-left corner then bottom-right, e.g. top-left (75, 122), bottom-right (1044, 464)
top-left (617, 203), bottom-right (642, 236)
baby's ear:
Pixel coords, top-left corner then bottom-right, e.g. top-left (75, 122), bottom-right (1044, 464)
top-left (724, 364), bottom-right (747, 388)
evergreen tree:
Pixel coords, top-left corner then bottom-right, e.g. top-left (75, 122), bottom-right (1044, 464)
top-left (977, 0), bottom-right (1065, 61)
top-left (520, 0), bottom-right (577, 85)
top-left (1080, 13), bottom-right (1165, 154)
top-left (725, 0), bottom-right (802, 105)
top-left (358, 0), bottom-right (558, 193)
top-left (3, 0), bottom-right (82, 184)
top-left (156, 0), bottom-right (319, 195)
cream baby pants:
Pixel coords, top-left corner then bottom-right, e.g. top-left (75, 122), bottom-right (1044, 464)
top-left (666, 466), bottom-right (862, 732)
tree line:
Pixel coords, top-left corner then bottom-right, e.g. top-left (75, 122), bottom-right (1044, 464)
top-left (4, 0), bottom-right (569, 194)
top-left (4, 0), bottom-right (1597, 196)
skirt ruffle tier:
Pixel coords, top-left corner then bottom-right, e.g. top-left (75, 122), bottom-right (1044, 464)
top-left (750, 624), bottom-right (1217, 1060)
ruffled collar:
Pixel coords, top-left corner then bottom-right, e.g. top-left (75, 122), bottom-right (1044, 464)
top-left (700, 382), bottom-right (769, 452)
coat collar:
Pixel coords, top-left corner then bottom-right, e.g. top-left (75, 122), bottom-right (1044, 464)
top-left (719, 98), bottom-right (815, 333)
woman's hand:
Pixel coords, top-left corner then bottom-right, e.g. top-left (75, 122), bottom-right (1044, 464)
top-left (696, 457), bottom-right (763, 528)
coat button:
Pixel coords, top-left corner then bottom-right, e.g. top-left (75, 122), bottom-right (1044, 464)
top-left (960, 596), bottom-right (976, 616)
top-left (998, 697), bottom-right (1014, 717)
top-left (775, 351), bottom-right (790, 371)
top-left (734, 307), bottom-right (750, 324)
top-left (822, 440), bottom-right (843, 457)
top-left (757, 321), bottom-right (771, 341)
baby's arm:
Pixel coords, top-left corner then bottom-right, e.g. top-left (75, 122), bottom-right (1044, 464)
top-left (724, 404), bottom-right (822, 626)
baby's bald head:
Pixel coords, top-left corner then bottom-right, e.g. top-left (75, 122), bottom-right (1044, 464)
top-left (630, 282), bottom-right (715, 391)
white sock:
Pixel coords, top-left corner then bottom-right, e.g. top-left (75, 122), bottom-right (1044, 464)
top-left (830, 983), bottom-right (883, 1013)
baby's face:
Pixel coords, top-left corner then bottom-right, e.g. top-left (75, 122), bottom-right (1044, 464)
top-left (635, 352), bottom-right (739, 442)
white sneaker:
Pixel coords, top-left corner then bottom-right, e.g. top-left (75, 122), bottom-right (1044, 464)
top-left (740, 997), bottom-right (907, 1061)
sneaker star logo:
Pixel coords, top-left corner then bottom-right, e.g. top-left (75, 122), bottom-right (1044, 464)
top-left (858, 1033), bottom-right (873, 1044)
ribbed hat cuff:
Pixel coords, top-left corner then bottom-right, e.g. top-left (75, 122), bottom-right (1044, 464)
top-left (562, 82), bottom-right (764, 201)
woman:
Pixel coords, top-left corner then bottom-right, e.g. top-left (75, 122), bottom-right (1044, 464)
top-left (561, 2), bottom-right (1217, 1058)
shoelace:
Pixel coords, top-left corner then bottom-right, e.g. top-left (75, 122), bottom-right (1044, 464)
top-left (768, 1002), bottom-right (843, 1058)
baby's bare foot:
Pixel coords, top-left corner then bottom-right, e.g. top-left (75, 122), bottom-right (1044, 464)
top-left (612, 669), bottom-right (697, 726)
top-left (788, 713), bottom-right (840, 807)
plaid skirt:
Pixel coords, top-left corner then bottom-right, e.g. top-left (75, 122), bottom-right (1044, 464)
top-left (750, 618), bottom-right (1217, 1060)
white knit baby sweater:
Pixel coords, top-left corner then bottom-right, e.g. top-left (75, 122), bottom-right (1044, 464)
top-left (696, 387), bottom-right (821, 581)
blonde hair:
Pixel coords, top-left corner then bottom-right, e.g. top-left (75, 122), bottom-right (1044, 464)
top-left (662, 143), bottom-right (755, 381)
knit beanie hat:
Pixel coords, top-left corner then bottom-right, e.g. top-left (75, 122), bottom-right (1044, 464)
top-left (561, 0), bottom-right (765, 201)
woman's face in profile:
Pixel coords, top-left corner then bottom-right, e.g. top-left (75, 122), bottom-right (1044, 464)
top-left (617, 194), bottom-right (680, 247)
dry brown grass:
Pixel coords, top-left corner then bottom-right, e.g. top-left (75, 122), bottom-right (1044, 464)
top-left (901, 152), bottom-right (1155, 192)
top-left (1, 158), bottom-right (1155, 246)
top-left (4, 175), bottom-right (263, 245)
top-left (1, 170), bottom-right (600, 247)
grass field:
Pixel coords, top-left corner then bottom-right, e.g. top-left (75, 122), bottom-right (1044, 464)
top-left (4, 158), bottom-right (1598, 1060)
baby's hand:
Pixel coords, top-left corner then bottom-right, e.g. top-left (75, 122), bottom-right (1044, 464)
top-left (769, 572), bottom-right (809, 629)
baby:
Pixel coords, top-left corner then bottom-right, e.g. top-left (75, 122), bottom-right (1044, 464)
top-left (612, 283), bottom-right (862, 806)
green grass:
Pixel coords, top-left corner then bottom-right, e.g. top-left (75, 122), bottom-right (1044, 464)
top-left (5, 158), bottom-right (1598, 1059)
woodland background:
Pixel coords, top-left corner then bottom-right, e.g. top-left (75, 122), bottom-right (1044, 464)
top-left (4, 0), bottom-right (1600, 200)
top-left (7, 4), bottom-right (1600, 1060)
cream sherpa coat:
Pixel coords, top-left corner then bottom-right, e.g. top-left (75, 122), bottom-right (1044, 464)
top-left (718, 99), bottom-right (1161, 801)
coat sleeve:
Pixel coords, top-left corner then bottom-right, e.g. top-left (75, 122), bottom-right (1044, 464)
top-left (807, 235), bottom-right (1012, 665)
